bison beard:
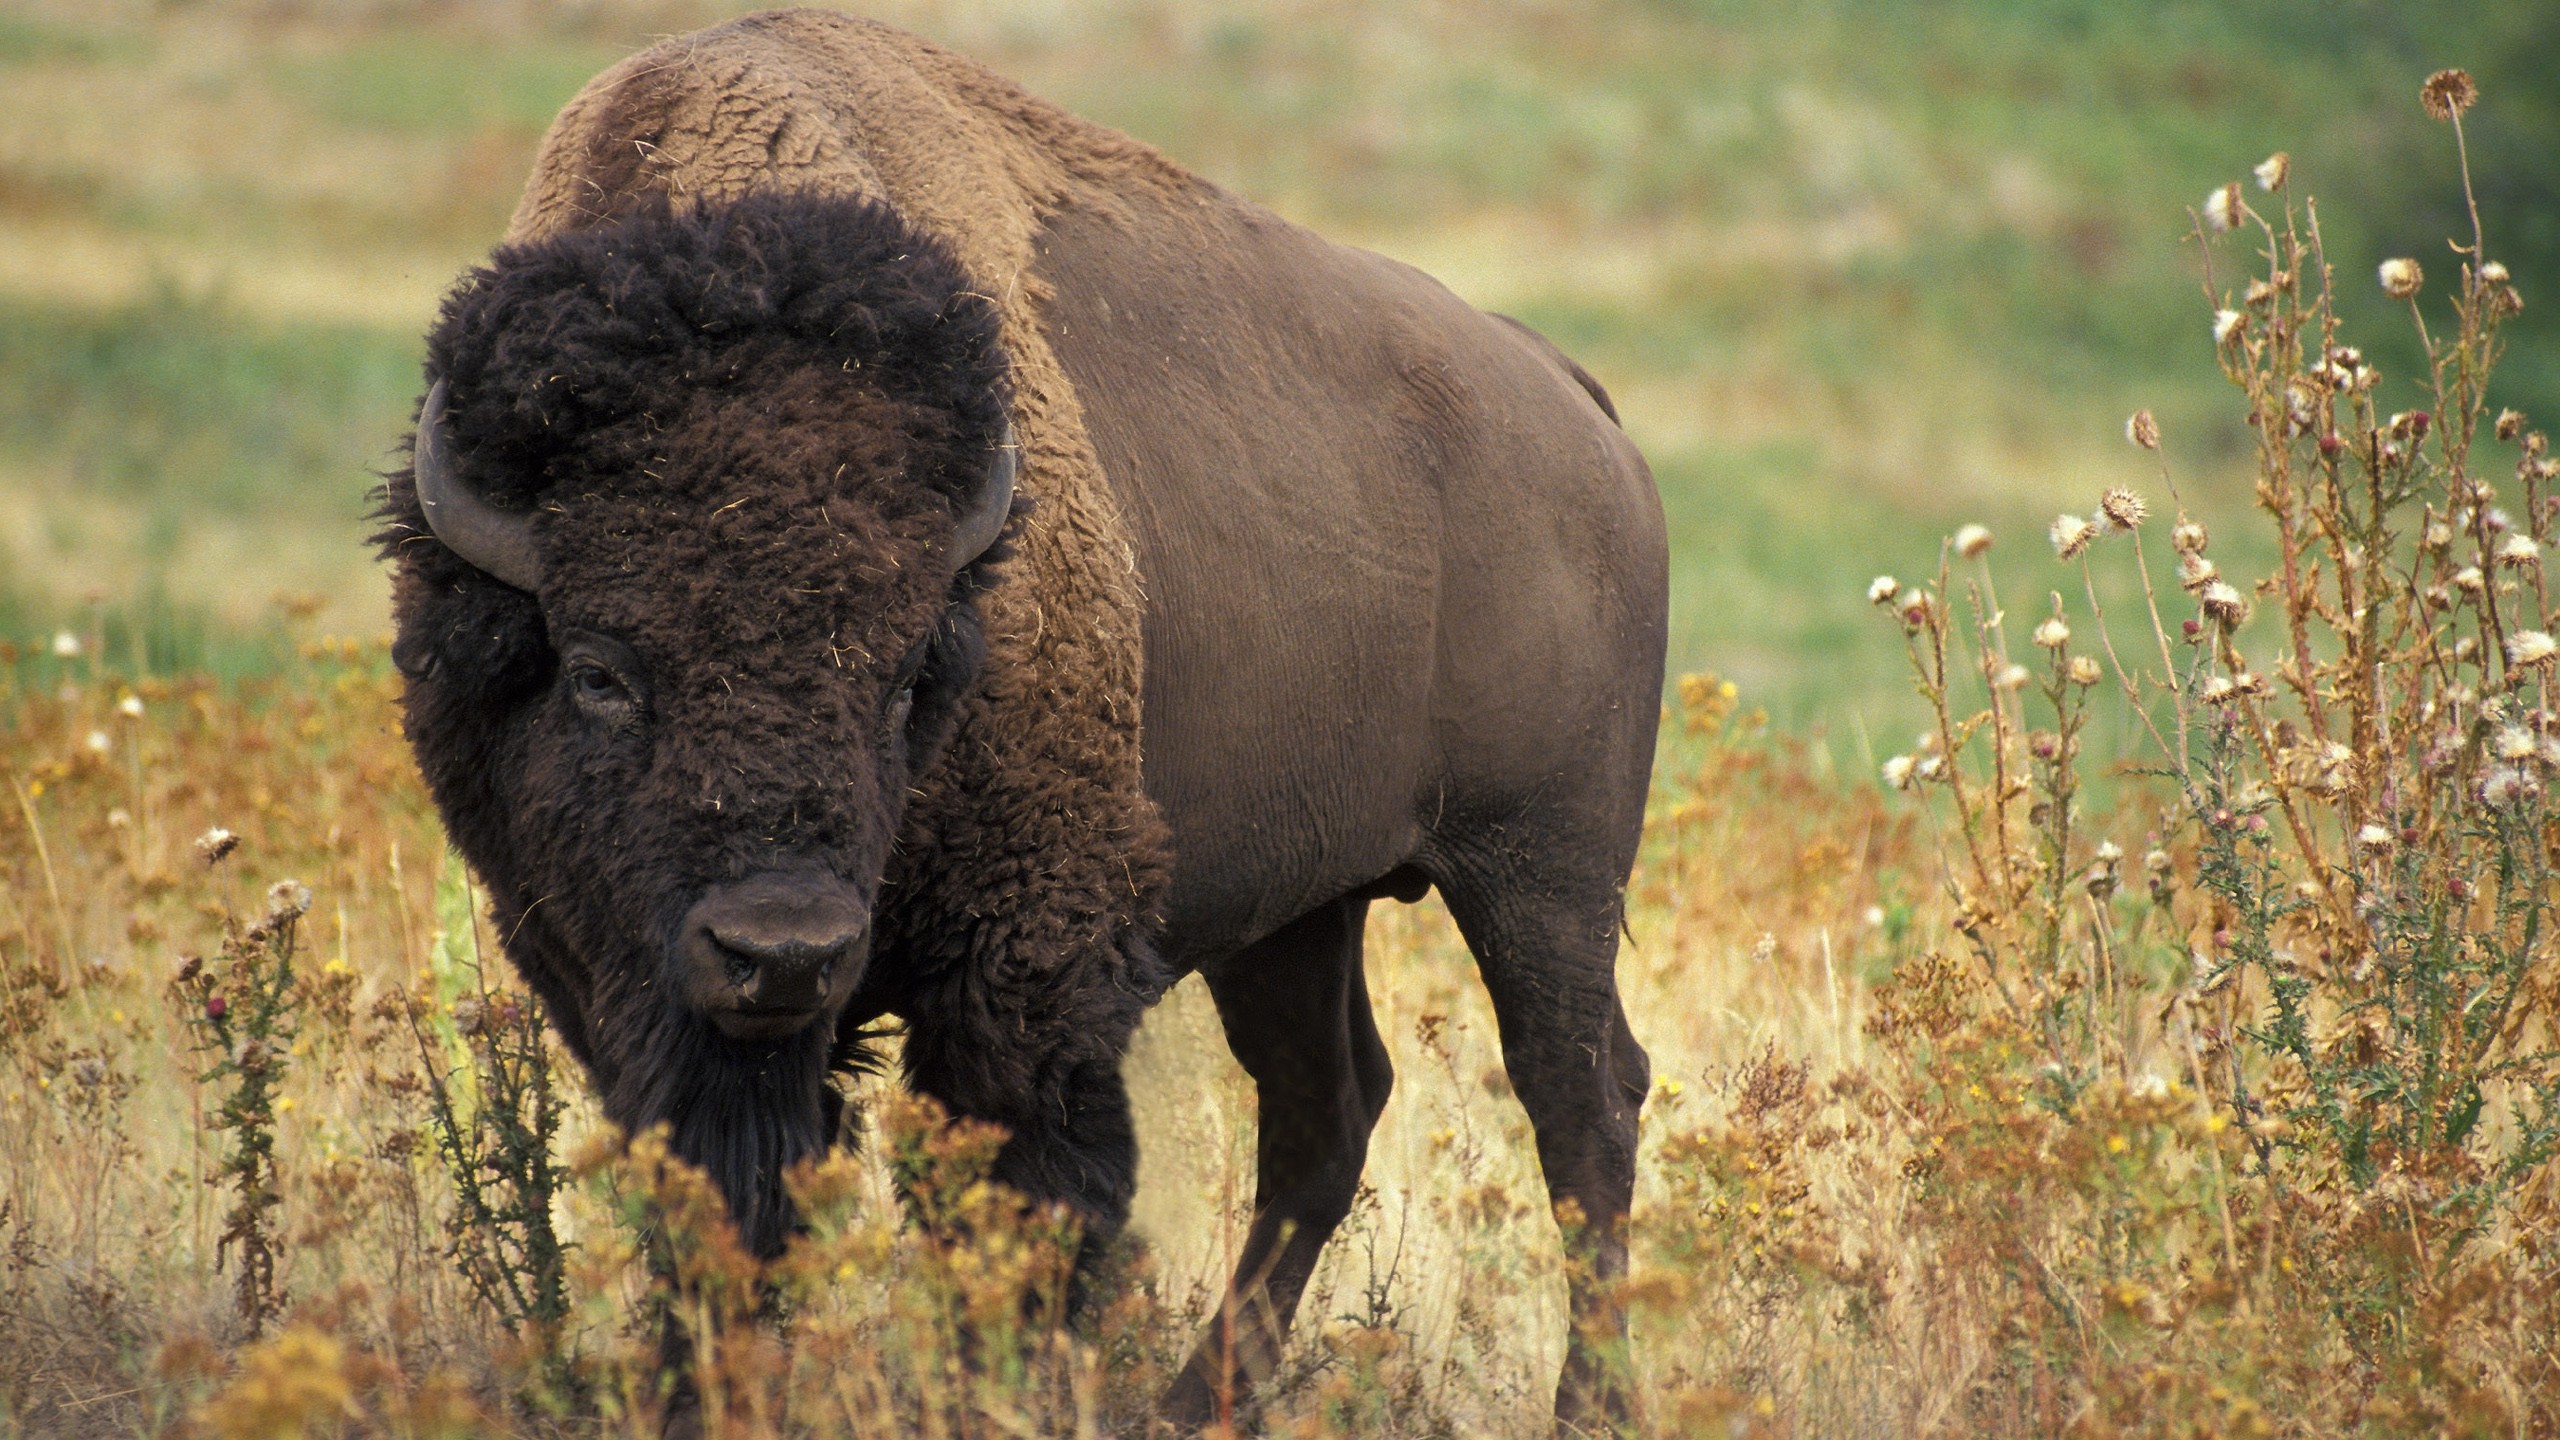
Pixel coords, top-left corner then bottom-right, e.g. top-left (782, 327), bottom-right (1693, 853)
top-left (611, 1003), bottom-right (841, 1259)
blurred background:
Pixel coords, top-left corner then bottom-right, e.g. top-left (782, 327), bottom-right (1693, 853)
top-left (0, 0), bottom-right (2551, 741)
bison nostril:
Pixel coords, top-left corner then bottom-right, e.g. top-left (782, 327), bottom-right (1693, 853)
top-left (680, 876), bottom-right (870, 1026)
top-left (705, 930), bottom-right (856, 1011)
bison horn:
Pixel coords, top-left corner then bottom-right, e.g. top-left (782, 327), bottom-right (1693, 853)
top-left (412, 379), bottom-right (545, 593)
top-left (951, 419), bottom-right (1018, 565)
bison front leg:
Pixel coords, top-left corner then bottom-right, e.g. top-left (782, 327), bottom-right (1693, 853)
top-left (896, 956), bottom-right (1155, 1307)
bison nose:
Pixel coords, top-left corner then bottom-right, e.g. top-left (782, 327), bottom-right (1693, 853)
top-left (710, 928), bottom-right (850, 1010)
top-left (679, 874), bottom-right (869, 1040)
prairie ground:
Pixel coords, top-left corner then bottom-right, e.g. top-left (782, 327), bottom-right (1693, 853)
top-left (2, 2), bottom-right (2557, 1436)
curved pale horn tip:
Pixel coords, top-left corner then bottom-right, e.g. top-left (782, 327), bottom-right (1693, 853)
top-left (951, 418), bottom-right (1018, 566)
top-left (413, 379), bottom-right (545, 593)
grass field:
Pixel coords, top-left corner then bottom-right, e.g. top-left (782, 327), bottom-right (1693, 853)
top-left (3, 2), bottom-right (2559, 1436)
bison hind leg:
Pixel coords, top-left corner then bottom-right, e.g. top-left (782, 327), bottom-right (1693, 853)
top-left (1431, 847), bottom-right (1650, 1438)
top-left (1162, 894), bottom-right (1392, 1432)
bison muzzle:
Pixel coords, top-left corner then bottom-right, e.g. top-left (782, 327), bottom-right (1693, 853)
top-left (379, 10), bottom-right (1667, 1434)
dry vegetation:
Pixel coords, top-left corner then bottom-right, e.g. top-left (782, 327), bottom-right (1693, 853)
top-left (0, 603), bottom-right (1909, 1439)
top-left (2, 12), bottom-right (2558, 1440)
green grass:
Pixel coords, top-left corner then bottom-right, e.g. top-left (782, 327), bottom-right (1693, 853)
top-left (0, 0), bottom-right (2547, 731)
top-left (0, 11), bottom-right (144, 67)
top-left (0, 294), bottom-right (418, 517)
top-left (269, 35), bottom-right (624, 139)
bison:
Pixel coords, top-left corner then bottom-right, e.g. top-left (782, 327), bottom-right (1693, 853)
top-left (381, 9), bottom-right (1665, 1431)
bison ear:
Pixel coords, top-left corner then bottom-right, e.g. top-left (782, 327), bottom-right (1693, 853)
top-left (950, 419), bottom-right (1017, 566)
top-left (414, 379), bottom-right (547, 593)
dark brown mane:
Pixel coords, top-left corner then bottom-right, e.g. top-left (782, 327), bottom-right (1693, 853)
top-left (382, 190), bottom-right (1009, 527)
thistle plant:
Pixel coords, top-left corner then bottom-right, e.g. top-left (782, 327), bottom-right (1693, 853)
top-left (169, 854), bottom-right (314, 1338)
top-left (410, 854), bottom-right (571, 1368)
top-left (1870, 68), bottom-right (2560, 1425)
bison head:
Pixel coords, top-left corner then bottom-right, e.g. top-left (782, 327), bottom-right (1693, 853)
top-left (380, 192), bottom-right (1017, 1254)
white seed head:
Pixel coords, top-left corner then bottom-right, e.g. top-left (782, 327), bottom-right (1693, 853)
top-left (2480, 765), bottom-right (2536, 809)
top-left (2086, 844), bottom-right (2122, 898)
top-left (2378, 257), bottom-right (2424, 299)
top-left (2198, 675), bottom-right (2237, 703)
top-left (1882, 755), bottom-right (1917, 791)
top-left (2201, 581), bottom-right (2248, 625)
top-left (2453, 565), bottom-right (2487, 593)
top-left (1914, 755), bottom-right (1946, 782)
top-left (2480, 260), bottom-right (2511, 288)
top-left (2067, 655), bottom-right (2102, 686)
top-left (2204, 183), bottom-right (2242, 233)
top-left (2050, 513), bottom-right (2096, 559)
top-left (2033, 616), bottom-right (2072, 649)
top-left (2496, 409), bottom-right (2526, 441)
top-left (50, 630), bottom-right (79, 658)
top-left (2178, 552), bottom-right (2220, 593)
top-left (1993, 662), bottom-right (2030, 691)
top-left (265, 879), bottom-right (314, 924)
top-left (2497, 725), bottom-right (2538, 761)
top-left (1897, 591), bottom-right (1933, 631)
top-left (194, 827), bottom-right (240, 866)
top-left (117, 694), bottom-right (144, 720)
top-left (2099, 487), bottom-right (2148, 531)
top-left (2354, 824), bottom-right (2394, 853)
top-left (2508, 630), bottom-right (2558, 667)
top-left (2212, 308), bottom-right (2244, 345)
top-left (2499, 533), bottom-right (2541, 566)
top-left (1955, 524), bottom-right (1993, 559)
top-left (2254, 153), bottom-right (2290, 191)
top-left (1868, 574), bottom-right (1901, 605)
top-left (2171, 518), bottom-right (2209, 555)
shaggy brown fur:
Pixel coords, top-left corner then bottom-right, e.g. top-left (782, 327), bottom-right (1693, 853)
top-left (392, 10), bottom-right (1191, 1260)
top-left (387, 189), bottom-right (1052, 1258)
top-left (505, 2), bottom-right (1195, 1242)
top-left (385, 10), bottom-right (1668, 1434)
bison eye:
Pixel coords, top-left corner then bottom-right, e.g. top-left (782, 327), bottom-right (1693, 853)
top-left (554, 628), bottom-right (645, 723)
top-left (567, 660), bottom-right (631, 712)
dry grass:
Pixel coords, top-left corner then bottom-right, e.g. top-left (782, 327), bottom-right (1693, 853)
top-left (0, 630), bottom-right (1907, 1438)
